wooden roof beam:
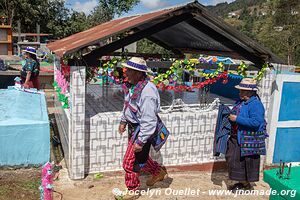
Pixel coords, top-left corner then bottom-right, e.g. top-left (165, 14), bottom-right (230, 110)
top-left (186, 17), bottom-right (265, 68)
top-left (146, 36), bottom-right (184, 57)
top-left (83, 12), bottom-right (194, 66)
top-left (177, 48), bottom-right (246, 59)
top-left (108, 51), bottom-right (183, 59)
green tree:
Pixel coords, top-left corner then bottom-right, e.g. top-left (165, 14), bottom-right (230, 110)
top-left (89, 0), bottom-right (140, 26)
top-left (0, 0), bottom-right (48, 28)
top-left (0, 0), bottom-right (140, 39)
top-left (0, 0), bottom-right (18, 25)
top-left (211, 0), bottom-right (300, 65)
top-left (0, 0), bottom-right (72, 38)
top-left (46, 0), bottom-right (73, 39)
top-left (137, 39), bottom-right (171, 56)
top-left (66, 12), bottom-right (89, 36)
top-left (271, 0), bottom-right (300, 64)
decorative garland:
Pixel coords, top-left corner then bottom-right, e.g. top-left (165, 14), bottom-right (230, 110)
top-left (97, 57), bottom-right (125, 85)
top-left (65, 56), bottom-right (269, 91)
top-left (94, 58), bottom-right (230, 90)
top-left (254, 63), bottom-right (269, 81)
top-left (234, 62), bottom-right (269, 81)
top-left (156, 71), bottom-right (228, 92)
top-left (60, 60), bottom-right (70, 78)
top-left (152, 59), bottom-right (196, 85)
top-left (52, 70), bottom-right (69, 109)
top-left (151, 59), bottom-right (229, 91)
top-left (237, 61), bottom-right (248, 77)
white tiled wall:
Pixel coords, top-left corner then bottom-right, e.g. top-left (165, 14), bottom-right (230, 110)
top-left (86, 109), bottom-right (222, 173)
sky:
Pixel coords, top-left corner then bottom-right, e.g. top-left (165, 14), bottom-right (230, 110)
top-left (66, 0), bottom-right (235, 16)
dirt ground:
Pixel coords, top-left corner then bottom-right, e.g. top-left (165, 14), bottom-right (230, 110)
top-left (0, 166), bottom-right (270, 200)
top-left (53, 164), bottom-right (270, 200)
top-left (0, 168), bottom-right (41, 200)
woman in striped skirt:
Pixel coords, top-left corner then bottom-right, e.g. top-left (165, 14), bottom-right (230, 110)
top-left (227, 78), bottom-right (267, 192)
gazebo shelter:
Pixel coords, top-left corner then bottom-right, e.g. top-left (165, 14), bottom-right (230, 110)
top-left (47, 1), bottom-right (291, 180)
top-left (47, 1), bottom-right (282, 67)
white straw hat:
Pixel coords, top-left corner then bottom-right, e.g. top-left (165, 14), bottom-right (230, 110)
top-left (121, 57), bottom-right (148, 72)
top-left (22, 46), bottom-right (37, 55)
top-left (235, 78), bottom-right (258, 91)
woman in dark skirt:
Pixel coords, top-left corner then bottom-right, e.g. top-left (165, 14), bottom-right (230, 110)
top-left (227, 78), bottom-right (267, 192)
top-left (21, 46), bottom-right (40, 90)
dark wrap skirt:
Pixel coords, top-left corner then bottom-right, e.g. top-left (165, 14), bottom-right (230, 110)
top-left (127, 122), bottom-right (152, 172)
top-left (225, 137), bottom-right (260, 182)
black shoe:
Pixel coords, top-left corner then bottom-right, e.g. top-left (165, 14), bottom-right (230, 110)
top-left (243, 183), bottom-right (254, 191)
top-left (230, 183), bottom-right (245, 193)
top-left (230, 183), bottom-right (254, 193)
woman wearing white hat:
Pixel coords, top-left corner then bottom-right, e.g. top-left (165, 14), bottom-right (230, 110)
top-left (20, 46), bottom-right (40, 89)
top-left (227, 78), bottom-right (267, 192)
top-left (115, 57), bottom-right (167, 200)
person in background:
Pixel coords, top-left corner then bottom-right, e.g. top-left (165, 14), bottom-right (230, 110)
top-left (20, 47), bottom-right (40, 90)
top-left (227, 78), bottom-right (267, 192)
top-left (115, 57), bottom-right (167, 200)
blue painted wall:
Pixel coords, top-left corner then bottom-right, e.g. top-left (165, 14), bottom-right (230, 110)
top-left (279, 82), bottom-right (300, 121)
top-left (273, 127), bottom-right (300, 163)
top-left (0, 89), bottom-right (50, 166)
top-left (202, 70), bottom-right (243, 100)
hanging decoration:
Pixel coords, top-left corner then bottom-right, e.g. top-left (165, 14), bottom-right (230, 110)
top-left (123, 67), bottom-right (128, 82)
top-left (84, 57), bottom-right (231, 90)
top-left (60, 60), bottom-right (70, 78)
top-left (96, 57), bottom-right (125, 85)
top-left (156, 71), bottom-right (228, 92)
top-left (237, 61), bottom-right (248, 77)
top-left (152, 59), bottom-right (197, 85)
top-left (39, 162), bottom-right (53, 200)
top-left (234, 61), bottom-right (270, 82)
top-left (81, 56), bottom-right (269, 91)
top-left (53, 70), bottom-right (69, 109)
top-left (254, 63), bottom-right (269, 81)
top-left (151, 58), bottom-right (229, 91)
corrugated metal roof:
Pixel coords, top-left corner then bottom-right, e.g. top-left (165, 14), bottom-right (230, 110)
top-left (47, 1), bottom-right (284, 66)
top-left (47, 7), bottom-right (177, 58)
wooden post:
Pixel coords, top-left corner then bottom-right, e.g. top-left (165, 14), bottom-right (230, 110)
top-left (17, 21), bottom-right (21, 55)
top-left (37, 24), bottom-right (40, 43)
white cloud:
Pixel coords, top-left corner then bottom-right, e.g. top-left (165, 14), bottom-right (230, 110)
top-left (73, 0), bottom-right (97, 14)
top-left (141, 0), bottom-right (167, 9)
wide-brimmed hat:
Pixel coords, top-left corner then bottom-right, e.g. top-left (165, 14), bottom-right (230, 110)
top-left (235, 78), bottom-right (258, 91)
top-left (22, 46), bottom-right (37, 55)
top-left (121, 57), bottom-right (148, 72)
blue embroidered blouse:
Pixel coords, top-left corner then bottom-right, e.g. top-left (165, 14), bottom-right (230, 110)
top-left (235, 95), bottom-right (266, 144)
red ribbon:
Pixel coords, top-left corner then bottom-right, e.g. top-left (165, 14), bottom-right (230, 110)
top-left (155, 72), bottom-right (229, 91)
